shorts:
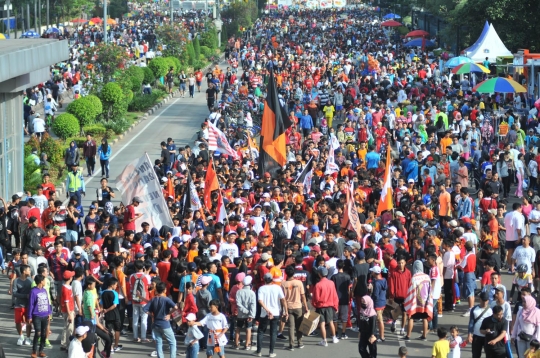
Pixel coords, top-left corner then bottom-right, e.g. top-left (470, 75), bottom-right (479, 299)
top-left (393, 298), bottom-right (406, 312)
top-left (411, 312), bottom-right (429, 320)
top-left (15, 307), bottom-right (26, 324)
top-left (463, 272), bottom-right (477, 298)
top-left (337, 305), bottom-right (348, 322)
top-left (106, 320), bottom-right (122, 332)
top-left (167, 81), bottom-right (174, 89)
top-left (336, 105), bottom-right (343, 111)
top-left (316, 307), bottom-right (334, 323)
top-left (179, 83), bottom-right (186, 90)
top-left (65, 230), bottom-right (78, 242)
top-left (196, 81), bottom-right (202, 87)
top-left (505, 240), bottom-right (518, 250)
top-left (513, 300), bottom-right (523, 315)
top-left (236, 318), bottom-right (253, 329)
top-left (206, 346), bottom-right (225, 357)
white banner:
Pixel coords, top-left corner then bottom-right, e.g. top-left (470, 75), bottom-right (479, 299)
top-left (326, 134), bottom-right (340, 174)
top-left (115, 153), bottom-right (174, 229)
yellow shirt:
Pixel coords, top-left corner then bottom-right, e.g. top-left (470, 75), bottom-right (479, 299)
top-left (323, 105), bottom-right (335, 118)
top-left (432, 339), bottom-right (450, 358)
top-left (395, 107), bottom-right (402, 117)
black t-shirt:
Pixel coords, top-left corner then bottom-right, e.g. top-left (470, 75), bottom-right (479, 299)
top-left (331, 272), bottom-right (352, 305)
top-left (206, 88), bottom-right (217, 100)
top-left (206, 72), bottom-right (213, 81)
top-left (160, 148), bottom-right (170, 164)
top-left (480, 315), bottom-right (508, 356)
top-left (101, 289), bottom-right (121, 322)
top-left (353, 262), bottom-right (370, 297)
top-left (105, 236), bottom-right (120, 254)
top-left (66, 211), bottom-right (80, 231)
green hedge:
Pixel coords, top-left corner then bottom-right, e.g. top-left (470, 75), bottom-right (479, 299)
top-left (128, 90), bottom-right (167, 112)
top-left (52, 113), bottom-right (80, 139)
top-left (125, 66), bottom-right (145, 92)
top-left (143, 67), bottom-right (155, 85)
top-left (200, 46), bottom-right (212, 58)
top-left (67, 136), bottom-right (87, 148)
top-left (66, 95), bottom-right (103, 126)
top-left (83, 124), bottom-right (107, 137)
top-left (101, 83), bottom-right (124, 105)
top-left (148, 57), bottom-right (169, 79)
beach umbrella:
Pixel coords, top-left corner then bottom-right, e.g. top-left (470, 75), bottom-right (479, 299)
top-left (89, 17), bottom-right (103, 24)
top-left (71, 18), bottom-right (88, 24)
top-left (381, 20), bottom-right (402, 27)
top-left (405, 30), bottom-right (429, 37)
top-left (383, 13), bottom-right (400, 19)
top-left (107, 18), bottom-right (117, 25)
top-left (451, 63), bottom-right (490, 74)
top-left (22, 30), bottom-right (40, 38)
top-left (473, 77), bottom-right (527, 93)
top-left (45, 27), bottom-right (60, 34)
top-left (0, 33), bottom-right (7, 40)
top-left (445, 56), bottom-right (474, 68)
top-left (403, 38), bottom-right (436, 47)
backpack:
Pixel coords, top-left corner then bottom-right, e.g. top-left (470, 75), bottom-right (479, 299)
top-left (131, 273), bottom-right (148, 303)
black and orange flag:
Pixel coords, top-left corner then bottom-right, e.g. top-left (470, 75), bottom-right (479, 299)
top-left (204, 159), bottom-right (219, 209)
top-left (258, 70), bottom-right (292, 178)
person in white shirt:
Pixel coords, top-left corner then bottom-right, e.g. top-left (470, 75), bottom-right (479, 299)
top-left (505, 203), bottom-right (526, 273)
top-left (529, 201), bottom-right (540, 252)
top-left (68, 325), bottom-right (88, 358)
top-left (442, 240), bottom-right (456, 311)
top-left (462, 224), bottom-right (478, 253)
top-left (512, 236), bottom-right (536, 274)
top-left (467, 292), bottom-right (492, 357)
top-left (256, 273), bottom-right (286, 357)
top-left (32, 114), bottom-right (46, 140)
top-left (218, 232), bottom-right (239, 261)
top-left (448, 326), bottom-right (463, 358)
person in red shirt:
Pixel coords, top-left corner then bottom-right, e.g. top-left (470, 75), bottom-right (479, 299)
top-left (123, 197), bottom-right (143, 232)
top-left (27, 198), bottom-right (41, 228)
top-left (41, 199), bottom-right (55, 229)
top-left (89, 250), bottom-right (107, 283)
top-left (157, 250), bottom-right (172, 291)
top-left (130, 233), bottom-right (144, 261)
top-left (312, 266), bottom-right (339, 345)
top-left (60, 270), bottom-right (76, 350)
top-left (42, 174), bottom-right (56, 200)
top-left (41, 225), bottom-right (57, 258)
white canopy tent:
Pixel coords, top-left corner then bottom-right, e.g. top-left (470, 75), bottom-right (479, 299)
top-left (465, 23), bottom-right (512, 63)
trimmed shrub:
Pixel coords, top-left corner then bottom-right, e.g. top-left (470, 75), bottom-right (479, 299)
top-left (26, 136), bottom-right (41, 154)
top-left (165, 56), bottom-right (181, 74)
top-left (200, 46), bottom-right (212, 58)
top-left (125, 66), bottom-right (145, 92)
top-left (143, 66), bottom-right (155, 85)
top-left (194, 37), bottom-right (201, 61)
top-left (128, 90), bottom-right (168, 112)
top-left (67, 136), bottom-right (87, 148)
top-left (40, 133), bottom-right (65, 164)
top-left (186, 42), bottom-right (196, 66)
top-left (148, 57), bottom-right (169, 79)
top-left (66, 95), bottom-right (103, 127)
top-left (101, 83), bottom-right (124, 105)
top-left (82, 124), bottom-right (107, 137)
top-left (52, 113), bottom-right (79, 139)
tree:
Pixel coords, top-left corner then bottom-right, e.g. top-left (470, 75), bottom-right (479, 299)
top-left (186, 41), bottom-right (196, 66)
top-left (194, 37), bottom-right (201, 62)
top-left (154, 24), bottom-right (189, 57)
top-left (81, 43), bottom-right (129, 89)
top-left (108, 0), bottom-right (129, 19)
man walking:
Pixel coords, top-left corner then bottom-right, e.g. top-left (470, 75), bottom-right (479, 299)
top-left (312, 266), bottom-right (339, 346)
top-left (282, 265), bottom-right (308, 350)
top-left (255, 273), bottom-right (286, 357)
top-left (143, 282), bottom-right (177, 358)
top-left (83, 134), bottom-right (97, 177)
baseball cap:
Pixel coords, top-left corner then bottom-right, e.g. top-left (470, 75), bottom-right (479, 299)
top-left (172, 236), bottom-right (182, 243)
top-left (135, 253), bottom-right (145, 259)
top-left (263, 272), bottom-right (273, 282)
top-left (385, 246), bottom-right (395, 255)
top-left (93, 249), bottom-right (101, 256)
top-left (63, 271), bottom-right (75, 280)
top-left (75, 326), bottom-right (90, 336)
top-left (201, 276), bottom-right (212, 285)
top-left (242, 251), bottom-right (253, 259)
top-left (101, 229), bottom-right (110, 236)
top-left (132, 196), bottom-right (144, 203)
top-left (209, 244), bottom-right (217, 251)
top-left (479, 291), bottom-right (489, 301)
top-left (369, 266), bottom-right (382, 274)
top-left (187, 262), bottom-right (197, 271)
top-left (264, 172), bottom-right (271, 178)
top-left (235, 272), bottom-right (246, 283)
top-left (396, 238), bottom-right (405, 245)
top-left (261, 253), bottom-right (271, 261)
top-left (311, 245), bottom-right (321, 253)
top-left (356, 251), bottom-right (366, 260)
top-left (243, 276), bottom-right (253, 286)
top-left (317, 266), bottom-right (329, 277)
top-left (186, 313), bottom-right (197, 322)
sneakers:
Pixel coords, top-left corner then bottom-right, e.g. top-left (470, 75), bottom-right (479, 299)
top-left (31, 352), bottom-right (37, 358)
top-left (400, 328), bottom-right (405, 336)
top-left (350, 326), bottom-right (359, 332)
top-left (340, 334), bottom-right (349, 339)
top-left (332, 336), bottom-right (340, 344)
top-left (403, 336), bottom-right (411, 341)
top-left (38, 353), bottom-right (48, 358)
top-left (462, 311), bottom-right (470, 317)
top-left (309, 330), bottom-right (318, 337)
top-left (252, 352), bottom-right (262, 357)
top-left (318, 340), bottom-right (328, 347)
top-left (297, 344), bottom-right (305, 349)
top-left (438, 314), bottom-right (443, 318)
top-left (417, 335), bottom-right (427, 341)
top-left (390, 322), bottom-right (396, 333)
top-left (44, 339), bottom-right (52, 349)
top-left (17, 337), bottom-right (24, 346)
top-left (286, 346), bottom-right (295, 351)
top-left (150, 352), bottom-right (157, 357)
top-left (277, 333), bottom-right (287, 340)
top-left (24, 338), bottom-right (32, 346)
top-left (269, 354), bottom-right (277, 358)
top-left (113, 345), bottom-right (123, 352)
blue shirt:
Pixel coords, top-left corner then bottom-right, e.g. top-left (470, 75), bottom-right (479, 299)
top-left (371, 277), bottom-right (387, 309)
top-left (365, 151), bottom-right (380, 170)
top-left (405, 160), bottom-right (419, 182)
top-left (202, 273), bottom-right (222, 300)
top-left (143, 296), bottom-right (177, 329)
top-left (457, 196), bottom-right (472, 218)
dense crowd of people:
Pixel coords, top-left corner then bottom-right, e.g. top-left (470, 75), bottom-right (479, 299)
top-left (5, 4), bottom-right (540, 358)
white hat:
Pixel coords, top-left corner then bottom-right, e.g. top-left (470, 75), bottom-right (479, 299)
top-left (209, 244), bottom-right (218, 251)
top-left (234, 198), bottom-right (244, 204)
top-left (364, 225), bottom-right (373, 233)
top-left (369, 266), bottom-right (382, 274)
top-left (408, 178), bottom-right (415, 183)
top-left (143, 243), bottom-right (152, 249)
top-left (297, 225), bottom-right (308, 231)
top-left (73, 246), bottom-right (83, 254)
top-left (242, 251), bottom-right (253, 258)
top-left (75, 326), bottom-right (90, 336)
top-left (182, 234), bottom-right (192, 242)
top-left (186, 313), bottom-right (197, 321)
top-left (161, 177), bottom-right (168, 183)
top-left (262, 193), bottom-right (271, 198)
top-left (399, 186), bottom-right (408, 191)
top-left (389, 226), bottom-right (398, 234)
top-left (261, 253), bottom-right (271, 261)
top-left (243, 276), bottom-right (253, 285)
top-left (449, 220), bottom-right (458, 227)
top-left (395, 211), bottom-right (405, 217)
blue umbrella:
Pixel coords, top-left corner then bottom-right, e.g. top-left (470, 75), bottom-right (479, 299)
top-left (403, 38), bottom-right (436, 48)
top-left (22, 30), bottom-right (40, 38)
top-left (383, 13), bottom-right (401, 19)
top-left (445, 56), bottom-right (474, 68)
top-left (45, 27), bottom-right (60, 34)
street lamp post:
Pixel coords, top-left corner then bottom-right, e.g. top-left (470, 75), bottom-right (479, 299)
top-left (4, 1), bottom-right (11, 39)
top-left (103, 0), bottom-right (108, 43)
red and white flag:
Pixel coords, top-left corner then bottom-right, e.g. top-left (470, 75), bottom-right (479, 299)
top-left (207, 121), bottom-right (240, 160)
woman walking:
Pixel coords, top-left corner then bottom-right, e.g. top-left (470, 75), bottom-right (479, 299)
top-left (515, 153), bottom-right (525, 198)
top-left (403, 260), bottom-right (433, 341)
top-left (511, 295), bottom-right (540, 358)
top-left (358, 295), bottom-right (377, 358)
top-left (98, 139), bottom-right (112, 179)
top-left (28, 274), bottom-right (52, 358)
top-left (496, 152), bottom-right (512, 198)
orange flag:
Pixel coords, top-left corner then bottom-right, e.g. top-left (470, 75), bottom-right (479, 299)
top-left (262, 219), bottom-right (273, 247)
top-left (376, 148), bottom-right (394, 216)
top-left (166, 178), bottom-right (175, 200)
top-left (204, 159), bottom-right (219, 209)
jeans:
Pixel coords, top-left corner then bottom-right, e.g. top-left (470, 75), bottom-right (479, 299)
top-left (358, 333), bottom-right (377, 358)
top-left (96, 326), bottom-right (113, 356)
top-left (429, 298), bottom-right (439, 330)
top-left (133, 304), bottom-right (148, 340)
top-left (186, 342), bottom-right (199, 358)
top-left (256, 316), bottom-right (278, 354)
top-left (153, 326), bottom-right (177, 358)
top-left (68, 190), bottom-right (82, 207)
top-left (32, 315), bottom-right (48, 352)
top-left (288, 308), bottom-right (304, 347)
top-left (189, 85), bottom-right (195, 97)
top-left (100, 159), bottom-right (110, 177)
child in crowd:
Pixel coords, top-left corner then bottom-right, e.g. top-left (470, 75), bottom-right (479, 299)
top-left (431, 327), bottom-right (450, 358)
top-left (398, 346), bottom-right (408, 358)
top-left (185, 313), bottom-right (202, 358)
top-left (448, 325), bottom-right (466, 358)
top-left (524, 339), bottom-right (540, 358)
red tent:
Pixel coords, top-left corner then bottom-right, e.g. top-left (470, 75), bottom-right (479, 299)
top-left (381, 20), bottom-right (402, 27)
top-left (405, 30), bottom-right (429, 37)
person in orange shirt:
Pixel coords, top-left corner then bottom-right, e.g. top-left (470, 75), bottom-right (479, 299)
top-left (438, 183), bottom-right (451, 218)
top-left (194, 68), bottom-right (203, 92)
top-left (419, 201), bottom-right (434, 220)
top-left (187, 241), bottom-right (199, 262)
top-left (41, 198), bottom-right (55, 229)
top-left (439, 131), bottom-right (452, 154)
top-left (269, 255), bottom-right (284, 285)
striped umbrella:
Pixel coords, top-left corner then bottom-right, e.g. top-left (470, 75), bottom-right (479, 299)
top-left (451, 63), bottom-right (490, 74)
top-left (445, 56), bottom-right (474, 68)
top-left (473, 77), bottom-right (526, 93)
